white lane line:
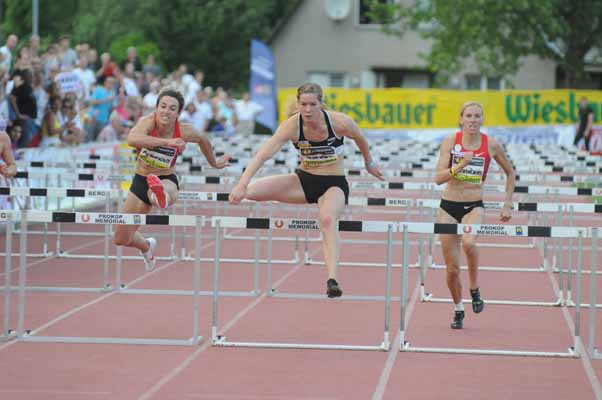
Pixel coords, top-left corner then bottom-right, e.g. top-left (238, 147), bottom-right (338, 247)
top-left (371, 275), bottom-right (422, 400)
top-left (137, 248), bottom-right (320, 400)
top-left (0, 389), bottom-right (112, 396)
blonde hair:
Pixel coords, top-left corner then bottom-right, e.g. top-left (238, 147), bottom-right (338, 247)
top-left (296, 82), bottom-right (323, 102)
top-left (460, 101), bottom-right (484, 116)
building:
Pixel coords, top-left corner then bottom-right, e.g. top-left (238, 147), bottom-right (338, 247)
top-left (269, 1), bottom-right (574, 90)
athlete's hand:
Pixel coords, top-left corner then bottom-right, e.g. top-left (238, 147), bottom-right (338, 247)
top-left (461, 151), bottom-right (474, 167)
top-left (499, 204), bottom-right (512, 222)
top-left (211, 154), bottom-right (231, 169)
top-left (167, 138), bottom-right (186, 153)
top-left (367, 163), bottom-right (385, 181)
top-left (0, 164), bottom-right (16, 178)
top-left (229, 183), bottom-right (247, 204)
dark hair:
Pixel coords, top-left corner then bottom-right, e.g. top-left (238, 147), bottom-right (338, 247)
top-left (156, 89), bottom-right (185, 113)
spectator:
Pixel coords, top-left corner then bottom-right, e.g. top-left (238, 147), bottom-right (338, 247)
top-left (32, 71), bottom-right (48, 129)
top-left (96, 52), bottom-right (116, 79)
top-left (9, 69), bottom-right (37, 147)
top-left (121, 62), bottom-right (139, 97)
top-left (142, 80), bottom-right (160, 115)
top-left (121, 47), bottom-right (142, 72)
top-left (85, 76), bottom-right (114, 141)
top-left (191, 89), bottom-right (213, 132)
top-left (185, 69), bottom-right (204, 104)
top-left (217, 92), bottom-right (238, 135)
top-left (12, 47), bottom-right (32, 74)
top-left (235, 91), bottom-right (264, 135)
top-left (58, 35), bottom-right (78, 70)
top-left (39, 96), bottom-right (62, 147)
top-left (143, 54), bottom-right (161, 77)
top-left (42, 43), bottom-right (60, 79)
top-left (180, 102), bottom-right (196, 124)
top-left (87, 48), bottom-right (99, 71)
top-left (0, 34), bottom-right (18, 73)
top-left (97, 111), bottom-right (128, 142)
top-left (57, 96), bottom-right (85, 145)
top-left (73, 55), bottom-right (96, 100)
top-left (574, 96), bottom-right (594, 151)
top-left (28, 34), bottom-right (40, 57)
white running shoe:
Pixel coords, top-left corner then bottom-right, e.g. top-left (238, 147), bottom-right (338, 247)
top-left (141, 237), bottom-right (157, 271)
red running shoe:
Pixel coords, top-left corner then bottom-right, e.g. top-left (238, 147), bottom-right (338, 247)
top-left (147, 174), bottom-right (167, 208)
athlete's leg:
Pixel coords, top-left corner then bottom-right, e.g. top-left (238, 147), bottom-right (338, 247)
top-left (147, 175), bottom-right (178, 208)
top-left (462, 206), bottom-right (485, 313)
top-left (317, 187), bottom-right (346, 280)
top-left (438, 208), bottom-right (463, 304)
top-left (461, 207), bottom-right (485, 291)
top-left (245, 174), bottom-right (307, 204)
top-left (114, 192), bottom-right (153, 252)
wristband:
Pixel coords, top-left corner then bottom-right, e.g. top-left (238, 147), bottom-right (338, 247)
top-left (365, 160), bottom-right (376, 169)
top-left (503, 202), bottom-right (514, 210)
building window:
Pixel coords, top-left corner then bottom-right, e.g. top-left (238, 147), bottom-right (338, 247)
top-left (374, 68), bottom-right (433, 88)
top-left (307, 71), bottom-right (348, 88)
top-left (465, 74), bottom-right (504, 90)
top-left (359, 0), bottom-right (392, 25)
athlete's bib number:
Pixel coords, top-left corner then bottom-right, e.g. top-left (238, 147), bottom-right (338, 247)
top-left (138, 146), bottom-right (177, 169)
top-left (300, 145), bottom-right (338, 167)
top-left (452, 152), bottom-right (484, 184)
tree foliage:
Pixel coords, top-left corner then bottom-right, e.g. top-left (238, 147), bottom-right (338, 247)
top-left (0, 0), bottom-right (298, 92)
top-left (368, 0), bottom-right (602, 87)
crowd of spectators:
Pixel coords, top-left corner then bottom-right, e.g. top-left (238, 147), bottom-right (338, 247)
top-left (0, 33), bottom-right (264, 152)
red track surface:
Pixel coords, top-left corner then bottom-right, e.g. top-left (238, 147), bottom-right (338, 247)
top-left (0, 204), bottom-right (601, 400)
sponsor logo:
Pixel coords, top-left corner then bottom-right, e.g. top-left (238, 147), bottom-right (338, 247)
top-left (286, 219), bottom-right (320, 230)
top-left (453, 144), bottom-right (462, 152)
top-left (475, 225), bottom-right (509, 236)
top-left (88, 190), bottom-right (109, 197)
top-left (0, 212), bottom-right (8, 221)
top-left (274, 219), bottom-right (284, 228)
top-left (463, 225), bottom-right (472, 234)
top-left (463, 205), bottom-right (472, 210)
top-left (474, 152), bottom-right (485, 157)
top-left (594, 188), bottom-right (602, 196)
top-left (133, 214), bottom-right (142, 224)
top-left (387, 198), bottom-right (411, 206)
top-left (207, 193), bottom-right (214, 201)
top-left (81, 214), bottom-right (91, 222)
top-left (516, 226), bottom-right (524, 236)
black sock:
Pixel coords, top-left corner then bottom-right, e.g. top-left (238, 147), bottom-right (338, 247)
top-left (470, 288), bottom-right (480, 299)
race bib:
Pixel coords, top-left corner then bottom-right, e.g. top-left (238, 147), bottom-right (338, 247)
top-left (298, 142), bottom-right (338, 167)
top-left (138, 146), bottom-right (177, 169)
top-left (452, 152), bottom-right (485, 184)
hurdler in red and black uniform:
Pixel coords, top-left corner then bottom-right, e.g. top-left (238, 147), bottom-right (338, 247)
top-left (434, 101), bottom-right (516, 330)
top-left (115, 88), bottom-right (231, 271)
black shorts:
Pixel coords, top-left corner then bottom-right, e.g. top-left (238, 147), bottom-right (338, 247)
top-left (130, 173), bottom-right (179, 205)
top-left (295, 169), bottom-right (349, 204)
top-left (440, 199), bottom-right (484, 223)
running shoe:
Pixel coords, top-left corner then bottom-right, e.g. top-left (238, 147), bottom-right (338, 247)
top-left (450, 310), bottom-right (465, 329)
top-left (147, 174), bottom-right (167, 208)
top-left (326, 278), bottom-right (342, 298)
top-left (470, 288), bottom-right (485, 313)
top-left (141, 237), bottom-right (157, 271)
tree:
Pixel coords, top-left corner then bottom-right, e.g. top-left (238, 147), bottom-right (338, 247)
top-left (367, 0), bottom-right (602, 87)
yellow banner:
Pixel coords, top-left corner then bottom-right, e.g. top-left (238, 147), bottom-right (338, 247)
top-left (278, 88), bottom-right (602, 129)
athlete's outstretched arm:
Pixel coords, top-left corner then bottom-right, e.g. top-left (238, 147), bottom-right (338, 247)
top-left (229, 117), bottom-right (295, 203)
top-left (181, 126), bottom-right (230, 169)
top-left (340, 115), bottom-right (384, 180)
top-left (127, 116), bottom-right (185, 150)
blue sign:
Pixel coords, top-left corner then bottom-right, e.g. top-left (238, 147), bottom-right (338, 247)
top-left (250, 39), bottom-right (277, 132)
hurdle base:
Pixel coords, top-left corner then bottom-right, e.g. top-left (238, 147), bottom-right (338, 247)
top-left (269, 289), bottom-right (400, 302)
top-left (401, 341), bottom-right (578, 358)
top-left (119, 287), bottom-right (260, 297)
top-left (0, 329), bottom-right (17, 342)
top-left (429, 263), bottom-right (545, 272)
top-left (212, 335), bottom-right (389, 351)
top-left (19, 332), bottom-right (203, 346)
top-left (421, 292), bottom-right (563, 307)
top-left (10, 285), bottom-right (112, 293)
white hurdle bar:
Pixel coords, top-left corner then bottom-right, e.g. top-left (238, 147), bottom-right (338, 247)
top-left (400, 222), bottom-right (596, 358)
top-left (13, 210), bottom-right (205, 346)
top-left (1, 220), bottom-right (15, 341)
top-left (210, 218), bottom-right (394, 351)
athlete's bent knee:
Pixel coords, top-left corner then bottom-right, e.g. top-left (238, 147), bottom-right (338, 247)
top-left (319, 213), bottom-right (334, 230)
top-left (114, 232), bottom-right (133, 247)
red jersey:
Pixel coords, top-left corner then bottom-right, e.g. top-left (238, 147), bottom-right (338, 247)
top-left (137, 113), bottom-right (182, 169)
top-left (449, 131), bottom-right (491, 184)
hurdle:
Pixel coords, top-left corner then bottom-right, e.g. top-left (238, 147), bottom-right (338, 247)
top-left (210, 217), bottom-right (394, 351)
top-left (13, 210), bottom-right (204, 346)
top-left (585, 229), bottom-right (602, 359)
top-left (1, 217), bottom-right (14, 341)
top-left (400, 222), bottom-right (590, 358)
